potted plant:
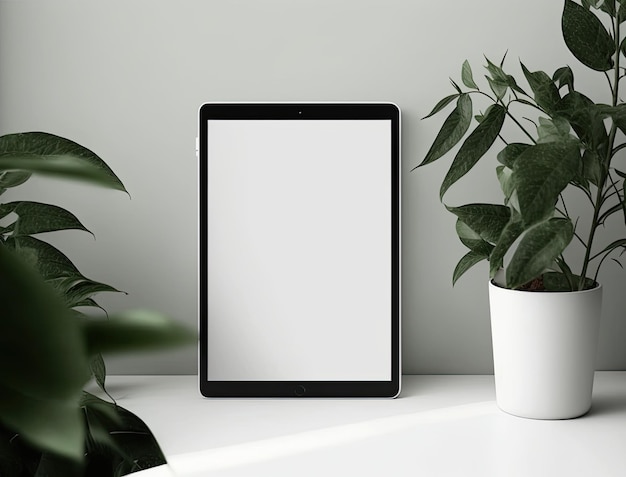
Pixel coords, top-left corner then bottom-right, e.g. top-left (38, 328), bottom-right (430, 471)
top-left (418, 0), bottom-right (626, 419)
top-left (0, 132), bottom-right (195, 475)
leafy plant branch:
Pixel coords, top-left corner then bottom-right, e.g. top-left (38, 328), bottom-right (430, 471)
top-left (0, 132), bottom-right (195, 476)
top-left (419, 0), bottom-right (626, 291)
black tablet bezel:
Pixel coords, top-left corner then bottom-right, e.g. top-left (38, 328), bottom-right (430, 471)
top-left (198, 103), bottom-right (400, 398)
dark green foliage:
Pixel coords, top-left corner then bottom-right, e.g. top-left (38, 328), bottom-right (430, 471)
top-left (419, 1), bottom-right (626, 290)
top-left (0, 132), bottom-right (195, 475)
top-left (0, 133), bottom-right (126, 193)
top-left (562, 0), bottom-right (615, 71)
top-left (0, 391), bottom-right (172, 477)
top-left (0, 132), bottom-right (127, 314)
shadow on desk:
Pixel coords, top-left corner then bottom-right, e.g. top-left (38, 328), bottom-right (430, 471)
top-left (587, 394), bottom-right (626, 417)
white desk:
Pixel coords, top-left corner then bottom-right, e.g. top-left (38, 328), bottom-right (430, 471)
top-left (105, 373), bottom-right (626, 476)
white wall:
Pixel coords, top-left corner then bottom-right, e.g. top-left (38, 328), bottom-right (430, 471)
top-left (1, 0), bottom-right (625, 374)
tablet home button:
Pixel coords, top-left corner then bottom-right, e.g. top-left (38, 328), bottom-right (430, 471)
top-left (294, 385), bottom-right (306, 397)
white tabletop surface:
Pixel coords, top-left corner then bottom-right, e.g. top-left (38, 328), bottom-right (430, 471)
top-left (104, 372), bottom-right (626, 477)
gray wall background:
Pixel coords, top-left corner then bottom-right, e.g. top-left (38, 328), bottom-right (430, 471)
top-left (1, 0), bottom-right (625, 374)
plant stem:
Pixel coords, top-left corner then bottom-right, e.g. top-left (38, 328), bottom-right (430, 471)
top-left (498, 97), bottom-right (538, 145)
top-left (603, 172), bottom-right (623, 203)
top-left (556, 255), bottom-right (576, 291)
top-left (579, 15), bottom-right (621, 289)
top-left (612, 142), bottom-right (626, 155)
top-left (479, 90), bottom-right (537, 144)
top-left (506, 109), bottom-right (537, 144)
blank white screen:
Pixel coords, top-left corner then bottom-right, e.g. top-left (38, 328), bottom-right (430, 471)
top-left (206, 119), bottom-right (391, 381)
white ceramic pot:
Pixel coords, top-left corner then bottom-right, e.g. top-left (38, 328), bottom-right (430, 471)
top-left (488, 279), bottom-right (602, 419)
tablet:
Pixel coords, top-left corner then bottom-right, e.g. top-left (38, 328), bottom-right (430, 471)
top-left (198, 103), bottom-right (400, 397)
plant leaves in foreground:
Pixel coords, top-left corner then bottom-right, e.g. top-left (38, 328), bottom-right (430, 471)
top-left (82, 309), bottom-right (196, 356)
top-left (0, 132), bottom-right (126, 192)
top-left (0, 245), bottom-right (89, 460)
top-left (81, 392), bottom-right (166, 476)
top-left (0, 201), bottom-right (92, 237)
top-left (4, 236), bottom-right (123, 308)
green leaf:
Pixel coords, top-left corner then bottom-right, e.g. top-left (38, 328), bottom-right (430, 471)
top-left (419, 94), bottom-right (472, 167)
top-left (422, 94), bottom-right (460, 119)
top-left (5, 236), bottom-right (123, 307)
top-left (512, 141), bottom-right (581, 226)
top-left (64, 279), bottom-right (123, 308)
top-left (0, 427), bottom-right (24, 476)
top-left (483, 57), bottom-right (511, 99)
top-left (453, 250), bottom-right (488, 285)
top-left (450, 79), bottom-right (463, 94)
top-left (0, 245), bottom-right (89, 459)
top-left (619, 0), bottom-right (626, 22)
top-left (474, 105), bottom-right (501, 125)
top-left (506, 218), bottom-right (574, 289)
top-left (461, 60), bottom-right (479, 89)
top-left (582, 0), bottom-right (599, 8)
top-left (82, 310), bottom-right (196, 356)
top-left (81, 392), bottom-right (166, 474)
top-left (72, 297), bottom-right (106, 312)
top-left (440, 104), bottom-right (506, 199)
top-left (597, 0), bottom-right (616, 16)
top-left (0, 246), bottom-right (90, 398)
top-left (553, 66), bottom-right (575, 91)
top-left (485, 76), bottom-right (508, 100)
top-left (496, 165), bottom-right (515, 202)
top-left (536, 116), bottom-right (573, 143)
top-left (482, 56), bottom-right (527, 96)
top-left (90, 354), bottom-right (108, 398)
top-left (6, 235), bottom-right (81, 280)
top-left (521, 63), bottom-right (562, 113)
top-left (581, 0), bottom-right (617, 16)
top-left (485, 56), bottom-right (509, 83)
top-left (0, 132), bottom-right (126, 192)
top-left (554, 92), bottom-right (608, 149)
top-left (497, 143), bottom-right (532, 168)
top-left (0, 171), bottom-right (31, 191)
top-left (0, 383), bottom-right (84, 462)
top-left (0, 201), bottom-right (92, 237)
top-left (598, 103), bottom-right (626, 135)
top-left (447, 204), bottom-right (511, 243)
top-left (562, 0), bottom-right (615, 71)
top-left (80, 392), bottom-right (122, 423)
top-left (81, 393), bottom-right (128, 462)
top-left (455, 219), bottom-right (494, 256)
top-left (582, 149), bottom-right (603, 186)
top-left (489, 218), bottom-right (525, 278)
